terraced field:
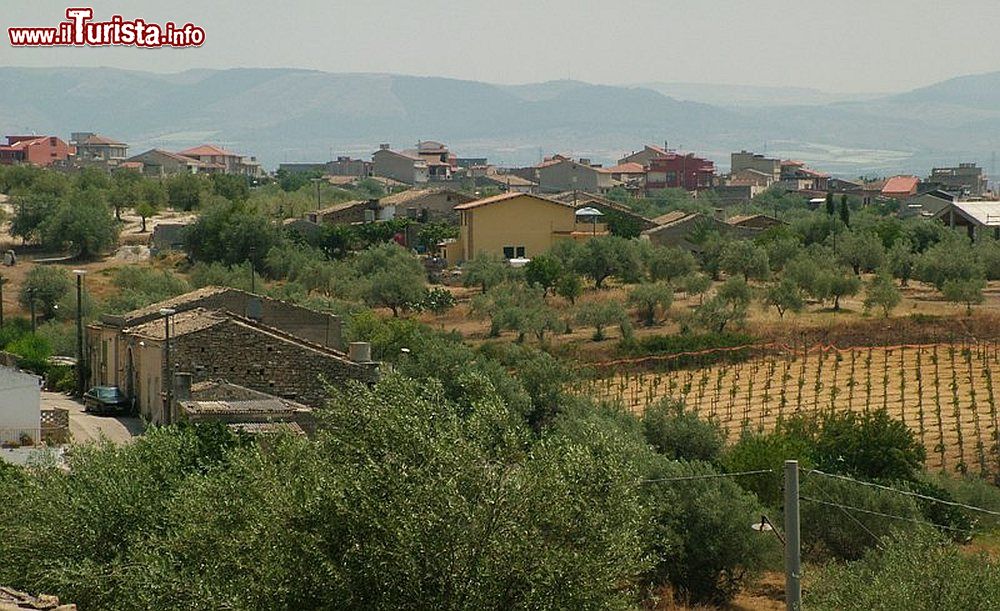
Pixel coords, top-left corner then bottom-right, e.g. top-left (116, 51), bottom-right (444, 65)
top-left (583, 342), bottom-right (1000, 474)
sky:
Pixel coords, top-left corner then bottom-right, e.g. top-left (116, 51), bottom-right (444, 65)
top-left (4, 0), bottom-right (1000, 93)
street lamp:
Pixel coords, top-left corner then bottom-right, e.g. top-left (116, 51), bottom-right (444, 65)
top-left (73, 269), bottom-right (87, 398)
top-left (0, 273), bottom-right (6, 328)
top-left (249, 245), bottom-right (256, 294)
top-left (159, 307), bottom-right (176, 425)
top-left (28, 287), bottom-right (36, 333)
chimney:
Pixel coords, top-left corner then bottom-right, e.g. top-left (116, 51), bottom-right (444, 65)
top-left (327, 315), bottom-right (344, 351)
top-left (173, 372), bottom-right (192, 404)
top-left (579, 158), bottom-right (591, 166)
top-left (379, 143), bottom-right (390, 150)
top-left (349, 341), bottom-right (372, 363)
top-left (246, 296), bottom-right (263, 321)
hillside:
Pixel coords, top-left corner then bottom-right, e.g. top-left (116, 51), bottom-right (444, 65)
top-left (3, 66), bottom-right (1000, 174)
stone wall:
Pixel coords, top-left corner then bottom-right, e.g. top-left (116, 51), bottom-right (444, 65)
top-left (172, 319), bottom-right (376, 408)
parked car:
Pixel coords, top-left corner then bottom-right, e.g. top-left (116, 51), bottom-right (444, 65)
top-left (83, 386), bottom-right (130, 414)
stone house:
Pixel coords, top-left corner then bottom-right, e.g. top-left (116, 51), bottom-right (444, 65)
top-left (175, 376), bottom-right (316, 436)
top-left (86, 287), bottom-right (361, 422)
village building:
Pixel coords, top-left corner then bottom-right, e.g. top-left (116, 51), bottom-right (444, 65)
top-left (898, 189), bottom-right (957, 219)
top-left (730, 151), bottom-right (781, 183)
top-left (727, 213), bottom-right (787, 231)
top-left (618, 143), bottom-right (671, 167)
top-left (0, 135), bottom-right (74, 166)
top-left (70, 132), bottom-right (128, 162)
top-left (640, 211), bottom-right (734, 251)
top-left (779, 161), bottom-right (829, 193)
top-left (126, 149), bottom-right (206, 176)
top-left (880, 175), bottom-right (920, 199)
top-left (928, 163), bottom-right (987, 197)
top-left (177, 144), bottom-right (263, 178)
top-left (0, 366), bottom-right (42, 446)
top-left (645, 152), bottom-right (716, 192)
top-left (931, 200), bottom-right (1000, 241)
top-left (85, 287), bottom-right (372, 422)
top-left (372, 144), bottom-right (429, 184)
top-left (537, 157), bottom-right (616, 193)
top-left (440, 192), bottom-right (609, 265)
top-left (377, 188), bottom-right (476, 223)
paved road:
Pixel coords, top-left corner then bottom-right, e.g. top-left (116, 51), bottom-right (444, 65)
top-left (41, 391), bottom-right (144, 445)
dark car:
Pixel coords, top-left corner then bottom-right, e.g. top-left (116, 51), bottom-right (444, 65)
top-left (83, 386), bottom-right (131, 414)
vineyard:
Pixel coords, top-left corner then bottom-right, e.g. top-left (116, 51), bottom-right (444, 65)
top-left (581, 341), bottom-right (1000, 474)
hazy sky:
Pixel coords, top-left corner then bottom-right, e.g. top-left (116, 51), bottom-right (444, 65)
top-left (5, 0), bottom-right (1000, 93)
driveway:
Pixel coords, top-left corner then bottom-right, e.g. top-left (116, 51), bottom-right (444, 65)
top-left (41, 391), bottom-right (144, 445)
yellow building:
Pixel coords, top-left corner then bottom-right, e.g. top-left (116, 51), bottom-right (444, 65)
top-left (440, 192), bottom-right (608, 265)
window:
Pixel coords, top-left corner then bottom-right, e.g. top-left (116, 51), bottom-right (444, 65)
top-left (503, 246), bottom-right (515, 259)
top-left (516, 246), bottom-right (525, 258)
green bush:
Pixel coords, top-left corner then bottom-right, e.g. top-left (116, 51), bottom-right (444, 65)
top-left (6, 333), bottom-right (52, 374)
top-left (642, 399), bottom-right (725, 463)
top-left (642, 458), bottom-right (769, 605)
top-left (808, 531), bottom-right (1000, 610)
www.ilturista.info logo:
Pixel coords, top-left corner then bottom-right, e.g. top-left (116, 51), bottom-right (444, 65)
top-left (8, 8), bottom-right (205, 48)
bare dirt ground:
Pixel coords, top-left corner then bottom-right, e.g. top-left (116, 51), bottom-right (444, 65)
top-left (42, 391), bottom-right (143, 445)
top-left (422, 277), bottom-right (1000, 362)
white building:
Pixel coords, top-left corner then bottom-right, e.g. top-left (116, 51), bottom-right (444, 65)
top-left (0, 366), bottom-right (42, 446)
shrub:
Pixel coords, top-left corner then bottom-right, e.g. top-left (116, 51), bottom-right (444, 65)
top-left (19, 266), bottom-right (72, 318)
top-left (642, 458), bottom-right (769, 605)
top-left (642, 399), bottom-right (725, 463)
top-left (808, 531), bottom-right (1000, 610)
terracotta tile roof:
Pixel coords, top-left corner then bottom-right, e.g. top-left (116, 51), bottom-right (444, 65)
top-left (178, 144), bottom-right (239, 157)
top-left (453, 192), bottom-right (575, 211)
top-left (605, 162), bottom-right (645, 174)
top-left (114, 286), bottom-right (233, 325)
top-left (379, 188), bottom-right (475, 206)
top-left (882, 175), bottom-right (920, 195)
top-left (79, 133), bottom-right (125, 146)
top-left (314, 199), bottom-right (366, 215)
top-left (179, 398), bottom-right (307, 416)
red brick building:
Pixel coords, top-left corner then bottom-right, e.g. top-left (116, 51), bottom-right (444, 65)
top-left (0, 135), bottom-right (74, 166)
top-left (645, 152), bottom-right (716, 192)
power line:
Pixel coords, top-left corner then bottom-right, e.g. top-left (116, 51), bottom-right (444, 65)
top-left (641, 468), bottom-right (774, 484)
top-left (806, 469), bottom-right (1000, 517)
top-left (804, 473), bottom-right (884, 548)
top-left (799, 496), bottom-right (976, 535)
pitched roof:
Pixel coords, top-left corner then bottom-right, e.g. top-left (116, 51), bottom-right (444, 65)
top-left (313, 199), bottom-right (367, 215)
top-left (128, 148), bottom-right (205, 165)
top-left (112, 286), bottom-right (233, 325)
top-left (178, 144), bottom-right (239, 158)
top-left (727, 213), bottom-right (786, 227)
top-left (79, 133), bottom-right (125, 146)
top-left (125, 308), bottom-right (228, 340)
top-left (227, 421), bottom-right (306, 436)
top-left (651, 210), bottom-right (692, 226)
top-left (605, 162), bottom-right (646, 174)
top-left (882, 175), bottom-right (920, 195)
top-left (932, 201), bottom-right (1000, 226)
top-left (452, 192), bottom-right (575, 211)
top-left (379, 188), bottom-right (475, 207)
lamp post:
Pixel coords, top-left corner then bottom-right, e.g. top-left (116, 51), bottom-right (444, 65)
top-left (311, 177), bottom-right (322, 209)
top-left (28, 288), bottom-right (36, 333)
top-left (159, 307), bottom-right (176, 425)
top-left (73, 270), bottom-right (87, 398)
top-left (249, 246), bottom-right (256, 294)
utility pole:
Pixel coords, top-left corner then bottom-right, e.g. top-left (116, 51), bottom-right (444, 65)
top-left (28, 288), bottom-right (36, 333)
top-left (74, 270), bottom-right (87, 398)
top-left (0, 274), bottom-right (5, 328)
top-left (159, 308), bottom-right (175, 425)
top-left (784, 460), bottom-right (802, 611)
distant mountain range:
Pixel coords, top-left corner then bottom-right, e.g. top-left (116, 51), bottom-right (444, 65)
top-left (2, 66), bottom-right (1000, 177)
